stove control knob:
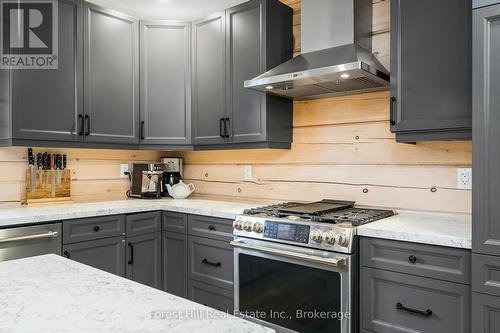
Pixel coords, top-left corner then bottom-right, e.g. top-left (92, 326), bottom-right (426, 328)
top-left (325, 231), bottom-right (337, 245)
top-left (233, 219), bottom-right (243, 230)
top-left (311, 229), bottom-right (323, 243)
top-left (335, 233), bottom-right (349, 247)
top-left (253, 222), bottom-right (264, 233)
top-left (243, 221), bottom-right (254, 232)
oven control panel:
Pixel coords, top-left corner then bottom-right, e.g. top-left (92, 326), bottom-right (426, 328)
top-left (263, 221), bottom-right (310, 244)
top-left (233, 215), bottom-right (355, 253)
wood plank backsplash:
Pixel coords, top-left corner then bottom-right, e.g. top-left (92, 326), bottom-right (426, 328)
top-left (0, 148), bottom-right (165, 205)
top-left (0, 0), bottom-right (472, 213)
top-left (174, 0), bottom-right (472, 214)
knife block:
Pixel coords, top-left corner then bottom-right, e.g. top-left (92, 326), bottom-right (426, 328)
top-left (23, 169), bottom-right (72, 205)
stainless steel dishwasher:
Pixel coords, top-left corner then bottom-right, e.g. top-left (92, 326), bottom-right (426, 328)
top-left (0, 223), bottom-right (61, 262)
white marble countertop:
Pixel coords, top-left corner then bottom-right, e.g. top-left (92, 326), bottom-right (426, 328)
top-left (0, 196), bottom-right (275, 228)
top-left (0, 254), bottom-right (273, 333)
top-left (357, 211), bottom-right (472, 249)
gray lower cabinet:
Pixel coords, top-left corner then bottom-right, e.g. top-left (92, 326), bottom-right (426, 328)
top-left (473, 3), bottom-right (500, 257)
top-left (188, 236), bottom-right (234, 290)
top-left (63, 214), bottom-right (126, 243)
top-left (1, 0), bottom-right (83, 144)
top-left (361, 267), bottom-right (471, 333)
top-left (162, 231), bottom-right (188, 297)
top-left (126, 232), bottom-right (162, 289)
top-left (63, 236), bottom-right (126, 276)
top-left (390, 0), bottom-right (472, 143)
top-left (140, 21), bottom-right (191, 146)
top-left (472, 292), bottom-right (500, 333)
top-left (83, 2), bottom-right (139, 144)
top-left (188, 279), bottom-right (234, 313)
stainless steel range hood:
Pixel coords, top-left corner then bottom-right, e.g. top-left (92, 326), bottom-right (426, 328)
top-left (244, 0), bottom-right (389, 100)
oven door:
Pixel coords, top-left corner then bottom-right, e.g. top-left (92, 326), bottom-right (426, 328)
top-left (231, 237), bottom-right (354, 333)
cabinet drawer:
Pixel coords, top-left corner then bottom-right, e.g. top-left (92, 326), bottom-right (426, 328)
top-left (472, 253), bottom-right (500, 297)
top-left (361, 267), bottom-right (471, 333)
top-left (126, 211), bottom-right (161, 236)
top-left (188, 236), bottom-right (233, 290)
top-left (162, 211), bottom-right (188, 234)
top-left (361, 237), bottom-right (471, 284)
top-left (63, 215), bottom-right (125, 244)
top-left (188, 279), bottom-right (234, 313)
top-left (472, 292), bottom-right (500, 333)
top-left (188, 215), bottom-right (233, 241)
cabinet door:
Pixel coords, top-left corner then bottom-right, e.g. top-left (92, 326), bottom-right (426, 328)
top-left (226, 0), bottom-right (266, 143)
top-left (126, 232), bottom-right (162, 289)
top-left (390, 0), bottom-right (471, 138)
top-left (192, 13), bottom-right (227, 145)
top-left (11, 0), bottom-right (82, 142)
top-left (473, 4), bottom-right (500, 256)
top-left (63, 236), bottom-right (125, 276)
top-left (163, 231), bottom-right (188, 298)
top-left (83, 3), bottom-right (139, 144)
top-left (472, 292), bottom-right (500, 333)
top-left (140, 21), bottom-right (191, 145)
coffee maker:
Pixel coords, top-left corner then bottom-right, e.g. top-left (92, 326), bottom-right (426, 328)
top-left (128, 163), bottom-right (164, 199)
top-left (161, 157), bottom-right (183, 197)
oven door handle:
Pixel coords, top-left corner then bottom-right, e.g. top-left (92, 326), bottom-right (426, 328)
top-left (230, 240), bottom-right (345, 267)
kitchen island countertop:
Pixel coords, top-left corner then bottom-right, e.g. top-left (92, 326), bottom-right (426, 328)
top-left (0, 254), bottom-right (273, 333)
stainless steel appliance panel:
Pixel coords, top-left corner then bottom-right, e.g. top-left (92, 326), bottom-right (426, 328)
top-left (0, 223), bottom-right (62, 262)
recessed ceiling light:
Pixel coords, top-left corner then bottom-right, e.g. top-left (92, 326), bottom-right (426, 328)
top-left (340, 73), bottom-right (350, 79)
top-left (265, 85), bottom-right (274, 90)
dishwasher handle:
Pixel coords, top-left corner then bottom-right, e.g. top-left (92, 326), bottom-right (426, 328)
top-left (230, 240), bottom-right (345, 267)
top-left (0, 231), bottom-right (59, 244)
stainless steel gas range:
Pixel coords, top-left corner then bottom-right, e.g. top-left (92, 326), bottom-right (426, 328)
top-left (230, 200), bottom-right (394, 333)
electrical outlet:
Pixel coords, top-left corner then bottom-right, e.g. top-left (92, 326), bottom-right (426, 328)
top-left (457, 168), bottom-right (472, 190)
top-left (244, 165), bottom-right (252, 181)
top-left (120, 164), bottom-right (129, 178)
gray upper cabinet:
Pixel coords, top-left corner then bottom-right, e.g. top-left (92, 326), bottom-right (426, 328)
top-left (390, 0), bottom-right (472, 143)
top-left (2, 0), bottom-right (82, 143)
top-left (473, 3), bottom-right (500, 256)
top-left (83, 2), bottom-right (139, 144)
top-left (193, 0), bottom-right (293, 149)
top-left (140, 21), bottom-right (191, 145)
top-left (191, 12), bottom-right (227, 145)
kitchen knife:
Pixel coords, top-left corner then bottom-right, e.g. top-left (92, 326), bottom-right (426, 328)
top-left (37, 153), bottom-right (43, 188)
top-left (42, 153), bottom-right (49, 189)
top-left (56, 154), bottom-right (62, 186)
top-left (28, 148), bottom-right (35, 194)
top-left (62, 154), bottom-right (67, 182)
top-left (50, 153), bottom-right (55, 198)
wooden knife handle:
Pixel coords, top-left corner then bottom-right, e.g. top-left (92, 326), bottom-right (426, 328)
top-left (49, 153), bottom-right (55, 169)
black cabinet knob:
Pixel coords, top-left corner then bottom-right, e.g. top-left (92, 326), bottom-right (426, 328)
top-left (208, 225), bottom-right (216, 231)
top-left (93, 225), bottom-right (100, 232)
top-left (63, 250), bottom-right (70, 258)
top-left (408, 255), bottom-right (417, 264)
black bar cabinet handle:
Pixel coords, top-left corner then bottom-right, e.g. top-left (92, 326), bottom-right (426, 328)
top-left (127, 242), bottom-right (134, 265)
top-left (396, 302), bottom-right (432, 317)
top-left (408, 255), bottom-right (417, 263)
top-left (78, 114), bottom-right (84, 136)
top-left (202, 258), bottom-right (221, 267)
top-left (84, 115), bottom-right (90, 136)
top-left (140, 121), bottom-right (145, 140)
top-left (63, 250), bottom-right (70, 259)
top-left (219, 118), bottom-right (225, 138)
top-left (224, 117), bottom-right (230, 138)
top-left (390, 96), bottom-right (396, 126)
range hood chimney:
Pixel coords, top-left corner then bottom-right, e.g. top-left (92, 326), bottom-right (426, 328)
top-left (244, 0), bottom-right (389, 100)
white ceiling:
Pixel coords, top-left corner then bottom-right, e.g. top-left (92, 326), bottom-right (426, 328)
top-left (89, 0), bottom-right (249, 21)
